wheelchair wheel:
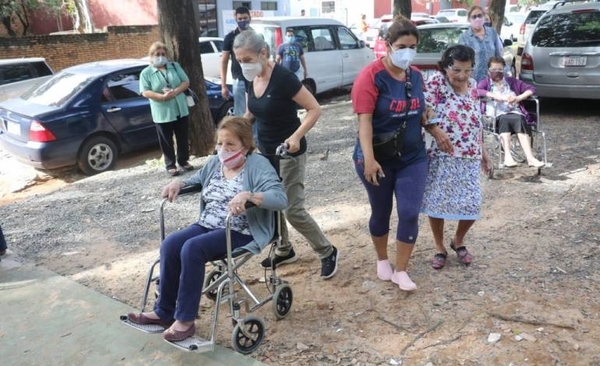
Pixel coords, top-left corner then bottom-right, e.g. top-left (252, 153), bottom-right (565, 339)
top-left (203, 268), bottom-right (223, 301)
top-left (231, 315), bottom-right (265, 354)
top-left (272, 283), bottom-right (293, 319)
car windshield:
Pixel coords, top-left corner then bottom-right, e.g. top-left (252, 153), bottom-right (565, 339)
top-left (418, 27), bottom-right (466, 53)
top-left (21, 71), bottom-right (94, 107)
top-left (531, 10), bottom-right (600, 47)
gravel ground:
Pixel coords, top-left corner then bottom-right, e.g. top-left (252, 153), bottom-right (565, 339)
top-left (1, 96), bottom-right (599, 365)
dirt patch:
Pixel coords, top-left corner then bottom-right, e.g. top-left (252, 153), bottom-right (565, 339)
top-left (1, 98), bottom-right (599, 365)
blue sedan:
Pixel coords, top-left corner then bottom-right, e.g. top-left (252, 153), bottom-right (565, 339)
top-left (0, 59), bottom-right (232, 175)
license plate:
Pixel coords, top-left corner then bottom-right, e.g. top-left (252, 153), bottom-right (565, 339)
top-left (561, 56), bottom-right (587, 67)
top-left (6, 120), bottom-right (20, 136)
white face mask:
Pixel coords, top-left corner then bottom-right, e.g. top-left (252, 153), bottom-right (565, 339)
top-left (389, 47), bottom-right (416, 70)
top-left (241, 62), bottom-right (263, 81)
top-left (153, 56), bottom-right (167, 67)
top-left (217, 148), bottom-right (246, 169)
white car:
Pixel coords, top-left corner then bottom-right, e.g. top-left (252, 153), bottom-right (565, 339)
top-left (198, 37), bottom-right (232, 81)
top-left (436, 8), bottom-right (468, 23)
top-left (501, 12), bottom-right (528, 42)
top-left (0, 58), bottom-right (54, 102)
top-left (251, 17), bottom-right (375, 95)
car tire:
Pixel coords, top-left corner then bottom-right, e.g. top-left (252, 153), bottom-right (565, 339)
top-left (302, 79), bottom-right (316, 96)
top-left (77, 135), bottom-right (118, 176)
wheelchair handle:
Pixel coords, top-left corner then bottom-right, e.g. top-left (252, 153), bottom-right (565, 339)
top-left (275, 143), bottom-right (290, 158)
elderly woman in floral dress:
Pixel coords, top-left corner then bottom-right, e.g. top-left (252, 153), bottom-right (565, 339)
top-left (422, 45), bottom-right (492, 270)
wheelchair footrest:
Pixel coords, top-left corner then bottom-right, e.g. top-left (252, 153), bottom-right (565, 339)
top-left (119, 315), bottom-right (166, 334)
top-left (165, 336), bottom-right (214, 353)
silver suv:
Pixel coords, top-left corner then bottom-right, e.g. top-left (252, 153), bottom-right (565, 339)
top-left (520, 1), bottom-right (600, 99)
top-left (0, 58), bottom-right (54, 102)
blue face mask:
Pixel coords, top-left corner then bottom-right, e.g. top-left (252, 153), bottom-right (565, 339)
top-left (286, 36), bottom-right (295, 43)
top-left (237, 20), bottom-right (250, 30)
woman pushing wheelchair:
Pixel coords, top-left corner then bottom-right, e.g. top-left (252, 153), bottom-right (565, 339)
top-left (477, 56), bottom-right (544, 169)
top-left (127, 116), bottom-right (287, 342)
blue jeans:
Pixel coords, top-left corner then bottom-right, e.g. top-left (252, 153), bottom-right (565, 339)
top-left (232, 78), bottom-right (247, 116)
top-left (153, 223), bottom-right (252, 322)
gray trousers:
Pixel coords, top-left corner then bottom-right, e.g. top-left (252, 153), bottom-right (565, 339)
top-left (276, 153), bottom-right (333, 259)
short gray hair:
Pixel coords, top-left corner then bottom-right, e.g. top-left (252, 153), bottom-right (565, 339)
top-left (233, 30), bottom-right (267, 55)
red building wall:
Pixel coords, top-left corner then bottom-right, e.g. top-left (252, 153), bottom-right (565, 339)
top-left (373, 0), bottom-right (468, 18)
top-left (28, 0), bottom-right (158, 35)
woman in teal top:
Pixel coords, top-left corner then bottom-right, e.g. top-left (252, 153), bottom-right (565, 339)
top-left (140, 41), bottom-right (193, 176)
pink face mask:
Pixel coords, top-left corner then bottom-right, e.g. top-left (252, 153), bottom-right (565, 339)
top-left (218, 148), bottom-right (246, 169)
top-left (471, 18), bottom-right (485, 29)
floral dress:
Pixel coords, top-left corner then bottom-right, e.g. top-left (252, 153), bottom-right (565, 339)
top-left (421, 72), bottom-right (484, 220)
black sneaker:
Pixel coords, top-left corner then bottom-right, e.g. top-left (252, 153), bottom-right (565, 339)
top-left (320, 246), bottom-right (339, 279)
top-left (260, 248), bottom-right (298, 269)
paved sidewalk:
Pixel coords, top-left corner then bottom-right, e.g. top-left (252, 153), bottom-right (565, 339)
top-left (0, 255), bottom-right (265, 366)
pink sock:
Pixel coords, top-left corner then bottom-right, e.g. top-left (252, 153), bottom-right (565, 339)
top-left (377, 260), bottom-right (393, 281)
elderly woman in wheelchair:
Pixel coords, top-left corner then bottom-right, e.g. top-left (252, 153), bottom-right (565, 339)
top-left (478, 56), bottom-right (545, 168)
top-left (127, 116), bottom-right (287, 342)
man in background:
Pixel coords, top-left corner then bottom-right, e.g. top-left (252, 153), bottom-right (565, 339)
top-left (276, 28), bottom-right (308, 81)
top-left (221, 6), bottom-right (252, 116)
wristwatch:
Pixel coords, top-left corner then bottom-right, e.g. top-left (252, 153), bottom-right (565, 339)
top-left (426, 118), bottom-right (441, 126)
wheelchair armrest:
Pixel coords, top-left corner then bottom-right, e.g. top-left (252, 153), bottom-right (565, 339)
top-left (179, 184), bottom-right (203, 196)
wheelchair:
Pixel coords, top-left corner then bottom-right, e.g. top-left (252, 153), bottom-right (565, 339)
top-left (481, 96), bottom-right (551, 179)
top-left (121, 147), bottom-right (294, 355)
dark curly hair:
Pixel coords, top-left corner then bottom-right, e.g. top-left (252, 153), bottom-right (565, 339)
top-left (438, 45), bottom-right (475, 75)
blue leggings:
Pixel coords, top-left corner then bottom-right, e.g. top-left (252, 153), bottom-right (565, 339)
top-left (355, 160), bottom-right (428, 243)
top-left (154, 223), bottom-right (252, 322)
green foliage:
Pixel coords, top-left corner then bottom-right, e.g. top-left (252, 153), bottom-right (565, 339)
top-left (457, 0), bottom-right (475, 7)
top-left (0, 0), bottom-right (67, 17)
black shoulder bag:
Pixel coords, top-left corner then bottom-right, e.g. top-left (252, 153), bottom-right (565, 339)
top-left (372, 73), bottom-right (412, 163)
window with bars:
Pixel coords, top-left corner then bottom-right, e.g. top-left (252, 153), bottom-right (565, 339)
top-left (233, 1), bottom-right (252, 9)
top-left (321, 1), bottom-right (335, 14)
top-left (261, 1), bottom-right (277, 10)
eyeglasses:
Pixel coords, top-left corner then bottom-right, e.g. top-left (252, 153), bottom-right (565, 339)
top-left (471, 14), bottom-right (484, 20)
top-left (448, 67), bottom-right (473, 75)
top-left (488, 68), bottom-right (504, 73)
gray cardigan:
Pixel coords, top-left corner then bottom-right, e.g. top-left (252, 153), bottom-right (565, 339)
top-left (182, 153), bottom-right (287, 255)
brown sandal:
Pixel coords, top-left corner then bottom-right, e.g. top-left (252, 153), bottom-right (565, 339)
top-left (431, 252), bottom-right (447, 270)
top-left (167, 167), bottom-right (180, 176)
top-left (450, 240), bottom-right (473, 266)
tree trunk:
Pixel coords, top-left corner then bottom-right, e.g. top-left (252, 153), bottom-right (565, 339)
top-left (488, 0), bottom-right (506, 35)
top-left (2, 16), bottom-right (16, 36)
top-left (393, 0), bottom-right (412, 19)
top-left (73, 0), bottom-right (93, 33)
top-left (157, 0), bottom-right (215, 157)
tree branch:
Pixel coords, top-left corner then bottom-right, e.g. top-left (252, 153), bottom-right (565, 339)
top-left (487, 312), bottom-right (576, 330)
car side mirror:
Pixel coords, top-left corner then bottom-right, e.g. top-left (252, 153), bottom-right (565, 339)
top-left (358, 40), bottom-right (366, 48)
top-left (503, 39), bottom-right (513, 47)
